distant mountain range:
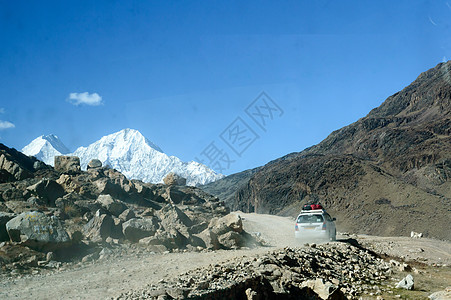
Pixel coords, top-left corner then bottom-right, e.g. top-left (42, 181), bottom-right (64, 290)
top-left (202, 61), bottom-right (451, 240)
top-left (22, 129), bottom-right (224, 186)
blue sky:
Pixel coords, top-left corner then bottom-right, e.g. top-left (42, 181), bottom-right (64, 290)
top-left (0, 0), bottom-right (450, 175)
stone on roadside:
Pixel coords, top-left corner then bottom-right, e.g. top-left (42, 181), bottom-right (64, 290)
top-left (209, 213), bottom-right (243, 236)
top-left (217, 231), bottom-right (245, 249)
top-left (194, 229), bottom-right (220, 250)
top-left (301, 278), bottom-right (345, 300)
top-left (410, 231), bottom-right (423, 239)
top-left (6, 211), bottom-right (71, 251)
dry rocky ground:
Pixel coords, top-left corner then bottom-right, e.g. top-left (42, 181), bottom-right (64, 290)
top-left (1, 212), bottom-right (449, 299)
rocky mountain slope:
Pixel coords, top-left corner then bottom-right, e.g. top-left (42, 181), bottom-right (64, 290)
top-left (201, 167), bottom-right (262, 208)
top-left (23, 129), bottom-right (224, 186)
top-left (0, 143), bottom-right (259, 277)
top-left (203, 61), bottom-right (451, 240)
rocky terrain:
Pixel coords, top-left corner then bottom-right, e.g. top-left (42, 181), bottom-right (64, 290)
top-left (0, 143), bottom-right (260, 279)
top-left (202, 61), bottom-right (451, 240)
top-left (1, 211), bottom-right (449, 299)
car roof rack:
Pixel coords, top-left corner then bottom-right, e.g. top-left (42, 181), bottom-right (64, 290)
top-left (300, 208), bottom-right (325, 213)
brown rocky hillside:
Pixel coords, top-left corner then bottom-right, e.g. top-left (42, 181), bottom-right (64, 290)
top-left (204, 61), bottom-right (451, 240)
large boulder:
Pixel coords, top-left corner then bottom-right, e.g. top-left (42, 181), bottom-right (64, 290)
top-left (26, 179), bottom-right (65, 206)
top-left (87, 159), bottom-right (102, 169)
top-left (122, 217), bottom-right (159, 242)
top-left (217, 231), bottom-right (245, 249)
top-left (0, 212), bottom-right (15, 242)
top-left (396, 274), bottom-right (414, 290)
top-left (194, 229), bottom-right (220, 250)
top-left (94, 178), bottom-right (124, 199)
top-left (0, 169), bottom-right (15, 183)
top-left (139, 228), bottom-right (187, 250)
top-left (54, 156), bottom-right (81, 173)
top-left (209, 213), bottom-right (243, 236)
top-left (56, 174), bottom-right (82, 194)
top-left (158, 205), bottom-right (193, 242)
top-left (163, 172), bottom-right (187, 186)
top-left (159, 205), bottom-right (192, 230)
top-left (83, 213), bottom-right (115, 242)
top-left (96, 194), bottom-right (127, 217)
top-left (5, 211), bottom-right (71, 251)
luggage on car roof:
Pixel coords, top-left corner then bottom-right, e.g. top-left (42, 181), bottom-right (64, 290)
top-left (302, 204), bottom-right (323, 211)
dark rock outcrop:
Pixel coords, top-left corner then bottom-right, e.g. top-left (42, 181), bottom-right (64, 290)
top-left (0, 143), bottom-right (41, 181)
top-left (0, 212), bottom-right (15, 242)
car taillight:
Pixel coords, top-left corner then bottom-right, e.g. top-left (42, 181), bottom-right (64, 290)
top-left (295, 224), bottom-right (299, 231)
top-left (322, 222), bottom-right (326, 230)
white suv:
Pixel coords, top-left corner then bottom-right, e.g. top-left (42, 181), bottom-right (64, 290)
top-left (295, 208), bottom-right (337, 242)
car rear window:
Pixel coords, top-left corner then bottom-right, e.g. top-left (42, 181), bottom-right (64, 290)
top-left (297, 214), bottom-right (324, 223)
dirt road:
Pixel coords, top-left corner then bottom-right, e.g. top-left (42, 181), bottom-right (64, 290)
top-left (0, 212), bottom-right (449, 299)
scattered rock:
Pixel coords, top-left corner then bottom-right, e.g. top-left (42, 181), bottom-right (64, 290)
top-left (46, 251), bottom-right (55, 262)
top-left (217, 230), bottom-right (245, 249)
top-left (429, 287), bottom-right (451, 300)
top-left (395, 274), bottom-right (414, 290)
top-left (117, 243), bottom-right (393, 299)
top-left (0, 212), bottom-right (15, 241)
top-left (410, 231), bottom-right (423, 239)
top-left (210, 213), bottom-right (243, 234)
top-left (301, 278), bottom-right (345, 300)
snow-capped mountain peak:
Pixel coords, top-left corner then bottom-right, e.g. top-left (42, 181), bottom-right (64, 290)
top-left (22, 134), bottom-right (70, 166)
top-left (22, 129), bottom-right (224, 185)
top-left (68, 128), bottom-right (222, 186)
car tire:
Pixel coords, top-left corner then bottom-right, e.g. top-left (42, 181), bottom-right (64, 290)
top-left (330, 230), bottom-right (336, 241)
